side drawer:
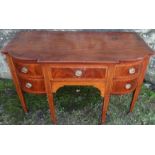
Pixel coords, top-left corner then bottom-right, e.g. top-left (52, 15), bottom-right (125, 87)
top-left (112, 79), bottom-right (137, 94)
top-left (19, 77), bottom-right (45, 94)
top-left (13, 61), bottom-right (43, 78)
top-left (114, 62), bottom-right (142, 79)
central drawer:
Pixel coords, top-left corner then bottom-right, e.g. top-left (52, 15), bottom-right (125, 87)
top-left (51, 68), bottom-right (107, 79)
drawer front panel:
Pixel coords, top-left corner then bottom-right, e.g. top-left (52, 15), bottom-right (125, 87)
top-left (20, 78), bottom-right (45, 94)
top-left (112, 79), bottom-right (137, 94)
top-left (114, 62), bottom-right (142, 79)
top-left (14, 61), bottom-right (43, 77)
top-left (51, 68), bottom-right (106, 79)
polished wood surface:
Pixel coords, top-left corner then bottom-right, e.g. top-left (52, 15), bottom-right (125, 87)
top-left (102, 65), bottom-right (115, 123)
top-left (2, 31), bottom-right (153, 63)
top-left (51, 67), bottom-right (106, 79)
top-left (3, 31), bottom-right (154, 124)
top-left (130, 57), bottom-right (150, 112)
top-left (19, 77), bottom-right (45, 94)
top-left (6, 55), bottom-right (28, 112)
top-left (114, 61), bottom-right (142, 79)
top-left (14, 61), bottom-right (43, 78)
top-left (43, 65), bottom-right (57, 123)
top-left (112, 79), bottom-right (138, 94)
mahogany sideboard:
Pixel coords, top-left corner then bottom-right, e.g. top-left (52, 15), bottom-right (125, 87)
top-left (2, 31), bottom-right (154, 124)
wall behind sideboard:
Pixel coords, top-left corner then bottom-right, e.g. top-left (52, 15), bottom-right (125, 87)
top-left (0, 29), bottom-right (155, 84)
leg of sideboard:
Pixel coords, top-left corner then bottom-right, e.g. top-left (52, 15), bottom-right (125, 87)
top-left (130, 56), bottom-right (149, 112)
top-left (46, 91), bottom-right (57, 124)
top-left (130, 86), bottom-right (142, 112)
top-left (102, 94), bottom-right (110, 123)
top-left (42, 66), bottom-right (57, 124)
top-left (6, 55), bottom-right (28, 112)
top-left (101, 65), bottom-right (114, 124)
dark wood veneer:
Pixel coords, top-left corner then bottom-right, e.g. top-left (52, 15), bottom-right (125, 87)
top-left (2, 31), bottom-right (153, 62)
top-left (2, 31), bottom-right (154, 124)
top-left (19, 76), bottom-right (45, 94)
top-left (112, 79), bottom-right (138, 94)
top-left (114, 61), bottom-right (142, 79)
top-left (51, 67), bottom-right (107, 79)
top-left (14, 61), bottom-right (43, 78)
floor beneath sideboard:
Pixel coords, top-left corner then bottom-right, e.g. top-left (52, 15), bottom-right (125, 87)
top-left (0, 79), bottom-right (155, 125)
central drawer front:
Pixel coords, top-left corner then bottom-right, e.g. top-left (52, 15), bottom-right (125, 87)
top-left (51, 68), bottom-right (107, 79)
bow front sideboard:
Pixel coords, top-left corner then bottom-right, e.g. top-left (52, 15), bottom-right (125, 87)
top-left (2, 31), bottom-right (154, 124)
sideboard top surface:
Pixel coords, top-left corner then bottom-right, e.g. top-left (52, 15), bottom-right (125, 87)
top-left (2, 31), bottom-right (154, 63)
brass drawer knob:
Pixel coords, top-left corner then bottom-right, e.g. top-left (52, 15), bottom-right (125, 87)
top-left (125, 83), bottom-right (132, 90)
top-left (25, 82), bottom-right (32, 89)
top-left (129, 67), bottom-right (136, 74)
top-left (21, 67), bottom-right (28, 73)
top-left (75, 70), bottom-right (83, 77)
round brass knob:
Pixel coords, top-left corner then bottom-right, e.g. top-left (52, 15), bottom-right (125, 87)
top-left (21, 67), bottom-right (28, 74)
top-left (75, 70), bottom-right (82, 77)
top-left (125, 83), bottom-right (132, 90)
top-left (25, 82), bottom-right (32, 89)
top-left (129, 67), bottom-right (136, 74)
